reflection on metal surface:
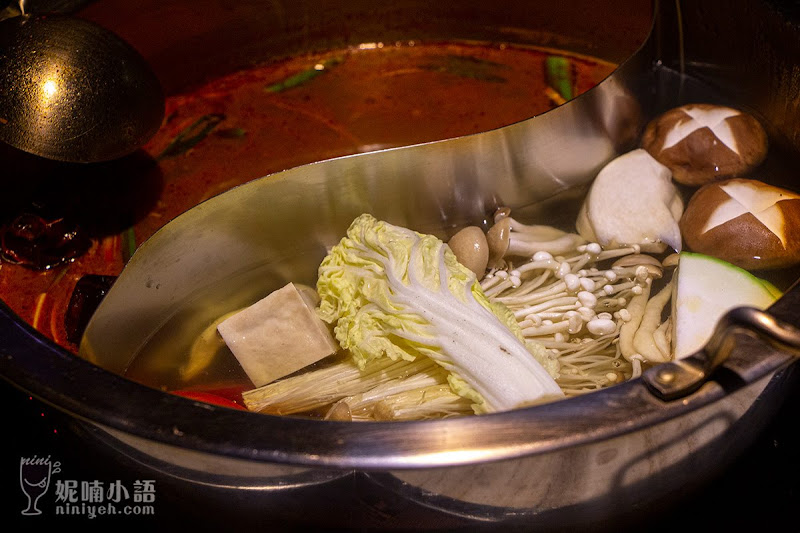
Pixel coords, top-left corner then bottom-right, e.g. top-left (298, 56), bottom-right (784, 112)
top-left (83, 372), bottom-right (779, 529)
top-left (0, 14), bottom-right (164, 162)
top-left (81, 35), bottom-right (652, 373)
top-left (364, 373), bottom-right (772, 528)
top-left (383, 405), bottom-right (740, 510)
top-left (40, 78), bottom-right (58, 100)
top-left (644, 304), bottom-right (800, 401)
top-left (86, 422), bottom-right (350, 490)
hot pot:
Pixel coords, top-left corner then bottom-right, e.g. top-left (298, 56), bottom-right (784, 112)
top-left (2, 0), bottom-right (800, 530)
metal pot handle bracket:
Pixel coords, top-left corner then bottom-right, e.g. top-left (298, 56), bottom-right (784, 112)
top-left (643, 280), bottom-right (800, 401)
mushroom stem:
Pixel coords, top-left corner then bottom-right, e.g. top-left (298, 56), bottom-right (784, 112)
top-left (618, 282), bottom-right (652, 360)
top-left (513, 297), bottom-right (580, 318)
top-left (496, 270), bottom-right (553, 298)
top-left (479, 275), bottom-right (505, 291)
top-left (488, 209), bottom-right (587, 261)
top-left (515, 258), bottom-right (560, 275)
top-left (483, 278), bottom-right (515, 298)
top-left (521, 321), bottom-right (571, 336)
top-left (632, 279), bottom-right (674, 363)
top-left (499, 282), bottom-right (567, 306)
top-left (506, 217), bottom-right (571, 241)
top-left (629, 355), bottom-right (644, 378)
top-left (654, 317), bottom-right (672, 358)
top-left (597, 246), bottom-right (641, 261)
top-left (507, 233), bottom-right (586, 257)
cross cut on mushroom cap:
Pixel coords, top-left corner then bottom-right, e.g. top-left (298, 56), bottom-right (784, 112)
top-left (702, 180), bottom-right (800, 247)
top-left (641, 103), bottom-right (769, 187)
top-left (661, 106), bottom-right (740, 154)
top-left (680, 178), bottom-right (800, 270)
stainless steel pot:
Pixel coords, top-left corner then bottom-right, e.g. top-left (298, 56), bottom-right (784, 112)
top-left (2, 0), bottom-right (800, 530)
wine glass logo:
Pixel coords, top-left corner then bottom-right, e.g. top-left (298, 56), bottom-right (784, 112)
top-left (19, 457), bottom-right (53, 516)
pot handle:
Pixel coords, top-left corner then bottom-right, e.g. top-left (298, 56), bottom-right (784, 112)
top-left (642, 281), bottom-right (800, 401)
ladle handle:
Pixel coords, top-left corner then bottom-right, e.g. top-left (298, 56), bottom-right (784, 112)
top-left (643, 281), bottom-right (800, 401)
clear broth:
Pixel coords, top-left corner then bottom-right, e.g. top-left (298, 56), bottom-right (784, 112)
top-left (126, 64), bottom-right (800, 411)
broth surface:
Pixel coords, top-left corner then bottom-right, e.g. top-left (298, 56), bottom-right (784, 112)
top-left (0, 40), bottom-right (614, 361)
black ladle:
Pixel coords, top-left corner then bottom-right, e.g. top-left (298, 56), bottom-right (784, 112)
top-left (0, 14), bottom-right (164, 163)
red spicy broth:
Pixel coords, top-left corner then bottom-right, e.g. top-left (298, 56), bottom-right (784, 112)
top-left (0, 41), bottom-right (615, 398)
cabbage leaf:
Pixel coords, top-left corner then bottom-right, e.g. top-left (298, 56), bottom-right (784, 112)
top-left (317, 214), bottom-right (563, 413)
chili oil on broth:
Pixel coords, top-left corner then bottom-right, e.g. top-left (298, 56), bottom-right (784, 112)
top-left (0, 39), bottom-right (614, 359)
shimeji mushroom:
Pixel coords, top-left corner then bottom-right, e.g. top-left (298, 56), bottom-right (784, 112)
top-left (447, 226), bottom-right (490, 278)
top-left (479, 212), bottom-right (673, 395)
top-left (487, 208), bottom-right (587, 268)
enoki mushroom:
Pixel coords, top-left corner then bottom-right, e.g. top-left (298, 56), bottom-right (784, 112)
top-left (479, 210), bottom-right (677, 396)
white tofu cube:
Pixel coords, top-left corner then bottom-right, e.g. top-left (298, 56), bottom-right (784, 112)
top-left (217, 283), bottom-right (338, 387)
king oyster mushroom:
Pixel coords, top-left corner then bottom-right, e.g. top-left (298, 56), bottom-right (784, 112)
top-left (576, 149), bottom-right (683, 253)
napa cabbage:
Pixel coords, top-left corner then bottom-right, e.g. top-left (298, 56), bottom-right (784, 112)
top-left (317, 213), bottom-right (563, 414)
